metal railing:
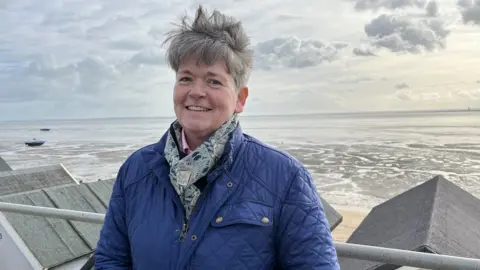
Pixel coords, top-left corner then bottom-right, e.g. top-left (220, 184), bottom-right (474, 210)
top-left (1, 201), bottom-right (480, 270)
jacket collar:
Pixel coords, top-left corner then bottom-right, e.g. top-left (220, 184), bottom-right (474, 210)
top-left (143, 123), bottom-right (245, 181)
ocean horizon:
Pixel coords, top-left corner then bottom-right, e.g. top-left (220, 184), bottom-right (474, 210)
top-left (1, 110), bottom-right (479, 209)
top-left (1, 107), bottom-right (478, 123)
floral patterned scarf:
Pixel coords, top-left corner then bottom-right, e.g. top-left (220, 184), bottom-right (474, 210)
top-left (164, 114), bottom-right (239, 219)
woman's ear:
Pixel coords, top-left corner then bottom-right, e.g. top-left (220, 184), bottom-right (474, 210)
top-left (234, 87), bottom-right (248, 113)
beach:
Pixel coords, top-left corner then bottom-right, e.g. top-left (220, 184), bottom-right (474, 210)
top-left (331, 206), bottom-right (369, 242)
top-left (331, 207), bottom-right (427, 270)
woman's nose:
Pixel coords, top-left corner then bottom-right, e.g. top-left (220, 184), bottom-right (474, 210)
top-left (188, 80), bottom-right (207, 98)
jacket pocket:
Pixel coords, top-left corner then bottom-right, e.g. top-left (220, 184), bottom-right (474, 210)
top-left (210, 201), bottom-right (274, 227)
top-left (190, 201), bottom-right (276, 269)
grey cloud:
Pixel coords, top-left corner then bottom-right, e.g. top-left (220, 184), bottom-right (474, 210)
top-left (247, 90), bottom-right (346, 115)
top-left (107, 36), bottom-right (153, 51)
top-left (1, 0), bottom-right (273, 120)
top-left (336, 76), bottom-right (374, 84)
top-left (26, 55), bottom-right (72, 78)
top-left (41, 10), bottom-right (82, 27)
top-left (456, 88), bottom-right (480, 99)
top-left (396, 90), bottom-right (413, 101)
top-left (332, 42), bottom-right (350, 50)
top-left (1, 51), bottom-right (158, 105)
top-left (16, 55), bottom-right (120, 101)
top-left (0, 78), bottom-right (44, 103)
top-left (353, 46), bottom-right (377, 56)
top-left (74, 56), bottom-right (121, 94)
top-left (457, 0), bottom-right (474, 8)
top-left (148, 26), bottom-right (165, 40)
top-left (352, 0), bottom-right (442, 19)
top-left (86, 15), bottom-right (142, 40)
top-left (352, 0), bottom-right (425, 11)
top-left (0, 0), bottom-right (174, 104)
top-left (76, 56), bottom-right (118, 77)
top-left (395, 82), bottom-right (410, 89)
top-left (426, 0), bottom-right (439, 17)
top-left (129, 48), bottom-right (165, 66)
top-left (458, 0), bottom-right (480, 25)
top-left (364, 14), bottom-right (450, 53)
top-left (254, 37), bottom-right (348, 69)
top-left (275, 13), bottom-right (303, 21)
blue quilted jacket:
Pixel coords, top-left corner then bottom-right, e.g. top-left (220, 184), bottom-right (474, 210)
top-left (95, 125), bottom-right (340, 269)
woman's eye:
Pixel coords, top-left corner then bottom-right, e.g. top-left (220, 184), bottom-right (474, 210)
top-left (179, 77), bottom-right (192, 83)
top-left (207, 79), bottom-right (221, 86)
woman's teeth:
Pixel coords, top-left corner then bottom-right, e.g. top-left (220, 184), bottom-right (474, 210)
top-left (187, 106), bottom-right (210, 111)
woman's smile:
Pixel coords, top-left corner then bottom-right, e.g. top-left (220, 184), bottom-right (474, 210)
top-left (185, 105), bottom-right (212, 112)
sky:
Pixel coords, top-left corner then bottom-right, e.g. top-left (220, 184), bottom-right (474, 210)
top-left (0, 0), bottom-right (480, 121)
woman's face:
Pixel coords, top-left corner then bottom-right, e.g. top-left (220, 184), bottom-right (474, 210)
top-left (173, 57), bottom-right (248, 139)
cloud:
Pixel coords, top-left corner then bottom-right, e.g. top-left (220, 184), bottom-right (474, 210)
top-left (352, 0), bottom-right (425, 11)
top-left (457, 0), bottom-right (480, 24)
top-left (254, 37), bottom-right (349, 69)
top-left (0, 0), bottom-right (479, 121)
top-left (247, 89), bottom-right (348, 115)
top-left (363, 14), bottom-right (450, 53)
top-left (353, 46), bottom-right (378, 56)
top-left (456, 88), bottom-right (480, 100)
top-left (336, 76), bottom-right (375, 84)
top-left (4, 52), bottom-right (167, 102)
top-left (393, 87), bottom-right (480, 104)
top-left (129, 48), bottom-right (166, 66)
top-left (395, 82), bottom-right (410, 89)
top-left (351, 0), bottom-right (446, 19)
top-left (394, 89), bottom-right (442, 102)
top-left (395, 90), bottom-right (413, 101)
top-left (457, 0), bottom-right (474, 8)
top-left (0, 0), bottom-right (183, 119)
top-left (1, 0), bottom-right (359, 120)
top-left (426, 0), bottom-right (439, 16)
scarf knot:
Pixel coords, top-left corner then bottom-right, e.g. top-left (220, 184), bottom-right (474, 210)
top-left (164, 114), bottom-right (239, 219)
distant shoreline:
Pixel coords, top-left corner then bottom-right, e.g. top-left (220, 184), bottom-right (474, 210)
top-left (1, 108), bottom-right (478, 123)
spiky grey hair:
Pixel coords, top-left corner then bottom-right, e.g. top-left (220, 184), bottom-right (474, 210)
top-left (163, 5), bottom-right (253, 91)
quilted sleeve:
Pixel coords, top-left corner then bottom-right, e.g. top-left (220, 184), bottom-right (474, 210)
top-left (276, 167), bottom-right (340, 270)
top-left (95, 161), bottom-right (132, 269)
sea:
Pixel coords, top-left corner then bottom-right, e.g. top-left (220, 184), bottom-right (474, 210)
top-left (1, 110), bottom-right (479, 209)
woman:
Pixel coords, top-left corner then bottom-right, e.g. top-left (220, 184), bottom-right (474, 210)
top-left (95, 5), bottom-right (339, 270)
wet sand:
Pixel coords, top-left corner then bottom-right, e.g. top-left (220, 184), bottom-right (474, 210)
top-left (331, 206), bottom-right (370, 242)
top-left (332, 206), bottom-right (425, 270)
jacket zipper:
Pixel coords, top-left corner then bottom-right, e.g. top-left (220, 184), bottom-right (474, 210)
top-left (178, 182), bottom-right (211, 242)
top-left (179, 219), bottom-right (188, 242)
top-left (177, 173), bottom-right (235, 270)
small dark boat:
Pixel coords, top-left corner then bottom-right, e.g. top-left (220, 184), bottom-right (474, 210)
top-left (40, 128), bottom-right (50, 131)
top-left (25, 139), bottom-right (45, 147)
